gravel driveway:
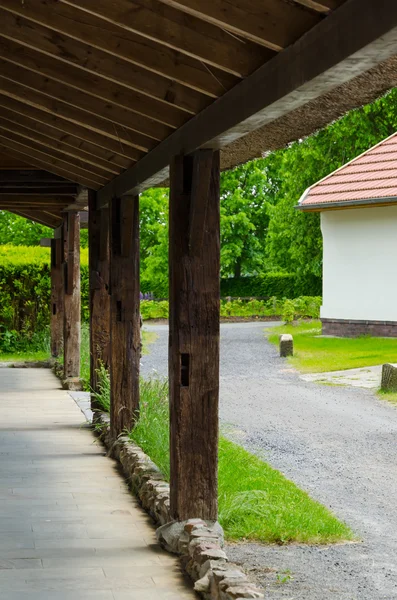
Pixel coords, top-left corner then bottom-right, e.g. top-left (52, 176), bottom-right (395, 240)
top-left (141, 322), bottom-right (397, 599)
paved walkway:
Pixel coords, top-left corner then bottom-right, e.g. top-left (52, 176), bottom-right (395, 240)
top-left (0, 368), bottom-right (195, 600)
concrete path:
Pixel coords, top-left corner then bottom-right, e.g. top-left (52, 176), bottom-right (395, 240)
top-left (0, 368), bottom-right (195, 600)
top-left (300, 364), bottom-right (392, 389)
top-left (142, 322), bottom-right (397, 600)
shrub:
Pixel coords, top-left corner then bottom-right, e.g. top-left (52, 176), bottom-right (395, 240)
top-left (220, 273), bottom-right (321, 299)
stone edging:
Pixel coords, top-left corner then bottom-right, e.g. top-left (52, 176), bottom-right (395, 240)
top-left (93, 410), bottom-right (264, 600)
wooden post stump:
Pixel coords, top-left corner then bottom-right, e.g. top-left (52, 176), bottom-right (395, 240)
top-left (381, 363), bottom-right (397, 392)
top-left (88, 190), bottom-right (110, 405)
top-left (63, 212), bottom-right (81, 388)
top-left (280, 334), bottom-right (293, 357)
top-left (109, 195), bottom-right (140, 439)
top-left (50, 237), bottom-right (63, 358)
top-left (169, 150), bottom-right (220, 522)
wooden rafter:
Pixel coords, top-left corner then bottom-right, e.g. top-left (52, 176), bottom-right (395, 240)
top-left (0, 130), bottom-right (110, 183)
top-left (97, 0), bottom-right (397, 203)
top-left (155, 0), bottom-right (319, 50)
top-left (60, 0), bottom-right (271, 76)
top-left (0, 37), bottom-right (190, 128)
top-left (0, 144), bottom-right (100, 189)
top-left (0, 78), bottom-right (156, 154)
top-left (0, 96), bottom-right (141, 164)
top-left (293, 0), bottom-right (343, 13)
top-left (9, 209), bottom-right (62, 228)
top-left (0, 62), bottom-right (172, 143)
top-left (0, 2), bottom-right (238, 98)
top-left (0, 115), bottom-right (122, 176)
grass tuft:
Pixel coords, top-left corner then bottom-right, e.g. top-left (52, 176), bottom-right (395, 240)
top-left (123, 375), bottom-right (354, 544)
top-left (268, 320), bottom-right (397, 373)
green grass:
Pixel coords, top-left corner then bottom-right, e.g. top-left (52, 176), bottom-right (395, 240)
top-left (0, 350), bottom-right (50, 362)
top-left (97, 374), bottom-right (354, 545)
top-left (377, 389), bottom-right (397, 406)
top-left (80, 325), bottom-right (158, 391)
top-left (268, 320), bottom-right (397, 373)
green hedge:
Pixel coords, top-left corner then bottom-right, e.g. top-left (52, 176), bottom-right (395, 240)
top-left (220, 273), bottom-right (322, 298)
top-left (0, 246), bottom-right (322, 349)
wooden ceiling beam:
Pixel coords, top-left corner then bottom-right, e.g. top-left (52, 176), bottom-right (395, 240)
top-left (0, 96), bottom-right (140, 165)
top-left (0, 170), bottom-right (68, 184)
top-left (0, 61), bottom-right (172, 143)
top-left (0, 2), bottom-right (237, 99)
top-left (293, 0), bottom-right (344, 13)
top-left (0, 187), bottom-right (78, 195)
top-left (10, 209), bottom-right (61, 228)
top-left (0, 144), bottom-right (101, 190)
top-left (0, 113), bottom-right (122, 176)
top-left (60, 0), bottom-right (270, 76)
top-left (0, 128), bottom-right (112, 183)
top-left (97, 0), bottom-right (397, 204)
top-left (0, 77), bottom-right (156, 154)
top-left (155, 0), bottom-right (319, 50)
top-left (0, 37), bottom-right (189, 129)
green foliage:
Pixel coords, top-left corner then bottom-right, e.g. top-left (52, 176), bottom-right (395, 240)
top-left (220, 158), bottom-right (281, 278)
top-left (220, 272), bottom-right (321, 298)
top-left (0, 211), bottom-right (89, 248)
top-left (92, 362), bottom-right (111, 412)
top-left (0, 245), bottom-right (88, 351)
top-left (140, 300), bottom-right (169, 320)
top-left (281, 299), bottom-right (295, 323)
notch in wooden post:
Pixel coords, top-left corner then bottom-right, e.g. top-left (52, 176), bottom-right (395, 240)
top-left (181, 353), bottom-right (190, 387)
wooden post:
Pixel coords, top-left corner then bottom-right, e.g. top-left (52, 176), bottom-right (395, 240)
top-left (50, 237), bottom-right (63, 358)
top-left (169, 150), bottom-right (220, 521)
top-left (63, 211), bottom-right (81, 383)
top-left (109, 195), bottom-right (140, 438)
top-left (88, 190), bottom-right (110, 402)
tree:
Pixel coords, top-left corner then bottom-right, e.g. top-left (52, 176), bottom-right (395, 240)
top-left (220, 156), bottom-right (282, 278)
top-left (0, 211), bottom-right (52, 245)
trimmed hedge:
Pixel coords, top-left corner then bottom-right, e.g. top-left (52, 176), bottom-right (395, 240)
top-left (221, 273), bottom-right (322, 298)
top-left (0, 246), bottom-right (322, 347)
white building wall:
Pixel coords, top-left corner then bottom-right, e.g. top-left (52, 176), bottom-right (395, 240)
top-left (321, 206), bottom-right (397, 321)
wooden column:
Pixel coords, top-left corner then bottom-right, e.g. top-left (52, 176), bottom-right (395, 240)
top-left (109, 195), bottom-right (140, 438)
top-left (50, 237), bottom-right (63, 358)
top-left (88, 190), bottom-right (110, 400)
top-left (169, 150), bottom-right (220, 521)
top-left (63, 211), bottom-right (81, 381)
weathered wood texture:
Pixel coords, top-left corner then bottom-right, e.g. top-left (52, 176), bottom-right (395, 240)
top-left (381, 363), bottom-right (397, 392)
top-left (63, 212), bottom-right (81, 379)
top-left (109, 195), bottom-right (140, 438)
top-left (50, 237), bottom-right (63, 357)
top-left (169, 150), bottom-right (220, 521)
top-left (88, 190), bottom-right (110, 400)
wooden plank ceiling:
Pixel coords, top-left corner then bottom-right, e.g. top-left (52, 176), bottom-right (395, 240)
top-left (0, 0), bottom-right (347, 226)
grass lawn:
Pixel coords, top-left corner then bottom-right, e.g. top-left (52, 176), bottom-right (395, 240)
top-left (91, 375), bottom-right (355, 545)
top-left (0, 350), bottom-right (50, 362)
top-left (268, 320), bottom-right (397, 373)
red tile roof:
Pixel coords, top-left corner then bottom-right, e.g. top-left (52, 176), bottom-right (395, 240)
top-left (298, 132), bottom-right (397, 210)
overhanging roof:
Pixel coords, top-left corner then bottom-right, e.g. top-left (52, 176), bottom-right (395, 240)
top-left (299, 131), bottom-right (397, 211)
top-left (0, 0), bottom-right (396, 221)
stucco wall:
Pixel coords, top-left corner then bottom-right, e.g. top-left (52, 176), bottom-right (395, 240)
top-left (321, 206), bottom-right (397, 321)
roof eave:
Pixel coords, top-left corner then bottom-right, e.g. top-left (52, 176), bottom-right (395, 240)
top-left (296, 196), bottom-right (397, 212)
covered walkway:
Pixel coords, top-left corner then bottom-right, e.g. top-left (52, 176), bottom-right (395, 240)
top-left (0, 368), bottom-right (194, 600)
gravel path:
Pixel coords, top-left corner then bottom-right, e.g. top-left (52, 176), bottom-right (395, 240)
top-left (141, 322), bottom-right (397, 599)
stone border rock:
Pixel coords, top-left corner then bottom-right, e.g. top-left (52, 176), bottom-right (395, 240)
top-left (93, 410), bottom-right (264, 600)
